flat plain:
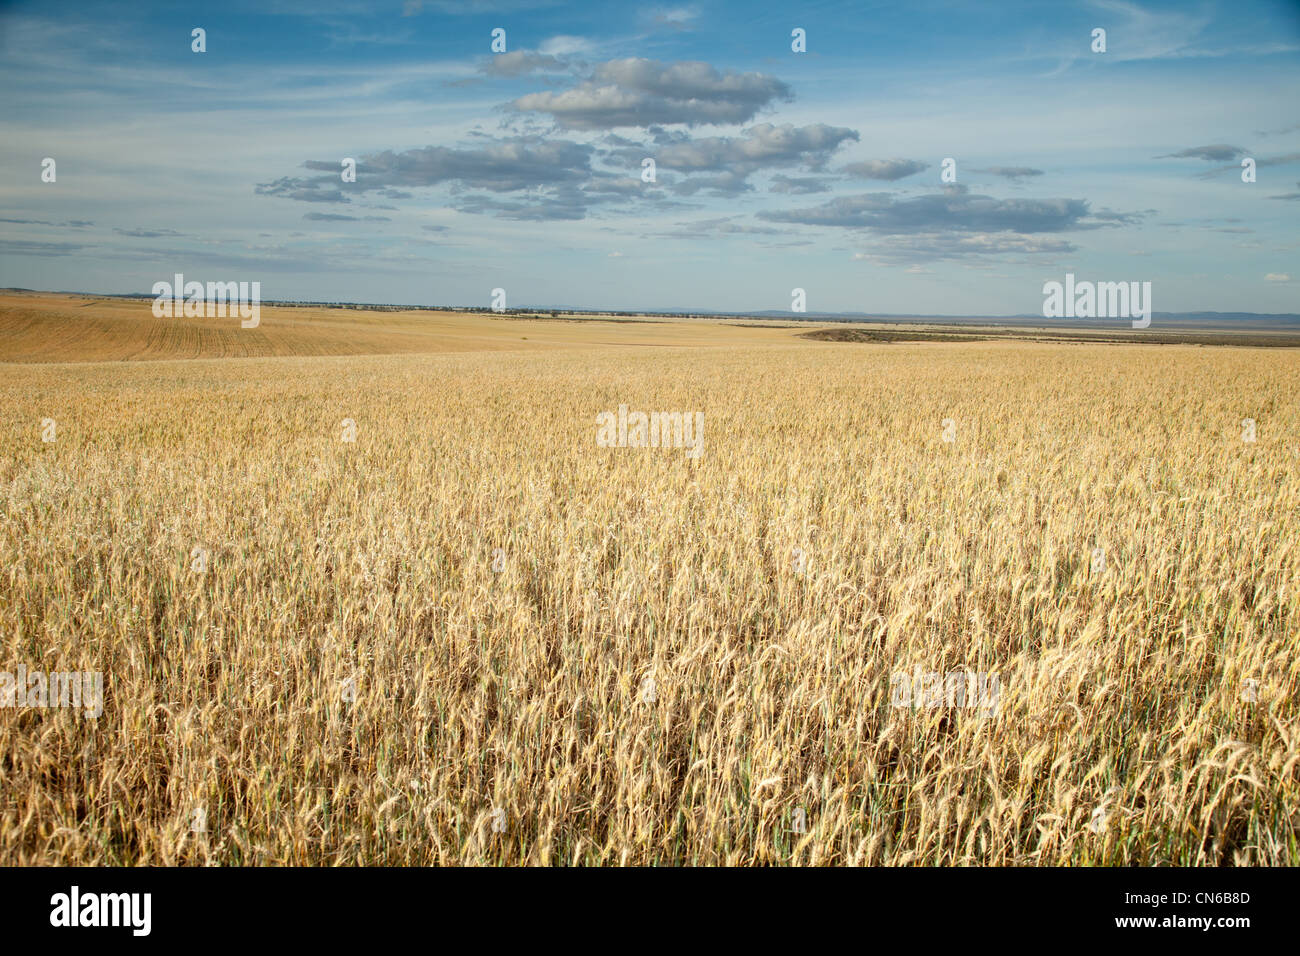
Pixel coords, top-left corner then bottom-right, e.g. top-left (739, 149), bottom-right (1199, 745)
top-left (2, 292), bottom-right (1297, 865)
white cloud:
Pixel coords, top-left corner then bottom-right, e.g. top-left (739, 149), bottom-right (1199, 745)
top-left (539, 35), bottom-right (592, 56)
top-left (646, 6), bottom-right (701, 30)
top-left (509, 58), bottom-right (791, 129)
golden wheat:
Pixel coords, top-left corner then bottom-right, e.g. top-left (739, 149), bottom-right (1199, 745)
top-left (1, 304), bottom-right (1297, 865)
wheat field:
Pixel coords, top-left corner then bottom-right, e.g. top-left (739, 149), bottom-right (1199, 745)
top-left (1, 295), bottom-right (1297, 865)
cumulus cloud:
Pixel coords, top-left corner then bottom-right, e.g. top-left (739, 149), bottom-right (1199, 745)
top-left (257, 138), bottom-right (596, 206)
top-left (355, 140), bottom-right (593, 192)
top-left (757, 184), bottom-right (1141, 260)
top-left (651, 122), bottom-right (857, 194)
top-left (258, 133), bottom-right (693, 221)
top-left (769, 174), bottom-right (832, 194)
top-left (657, 123), bottom-right (857, 171)
top-left (669, 170), bottom-right (752, 196)
top-left (507, 58), bottom-right (791, 129)
top-left (841, 158), bottom-right (929, 181)
top-left (759, 184), bottom-right (1100, 234)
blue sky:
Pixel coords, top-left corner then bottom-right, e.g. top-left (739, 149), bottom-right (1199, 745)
top-left (1, 0), bottom-right (1297, 314)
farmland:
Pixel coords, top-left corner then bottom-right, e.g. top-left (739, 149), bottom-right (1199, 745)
top-left (1, 292), bottom-right (1297, 865)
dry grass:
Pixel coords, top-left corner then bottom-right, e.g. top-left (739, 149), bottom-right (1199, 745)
top-left (0, 293), bottom-right (781, 362)
top-left (1, 297), bottom-right (1297, 865)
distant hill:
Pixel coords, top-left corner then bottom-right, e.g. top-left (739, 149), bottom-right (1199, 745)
top-left (741, 310), bottom-right (1300, 331)
top-left (5, 288), bottom-right (1298, 334)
